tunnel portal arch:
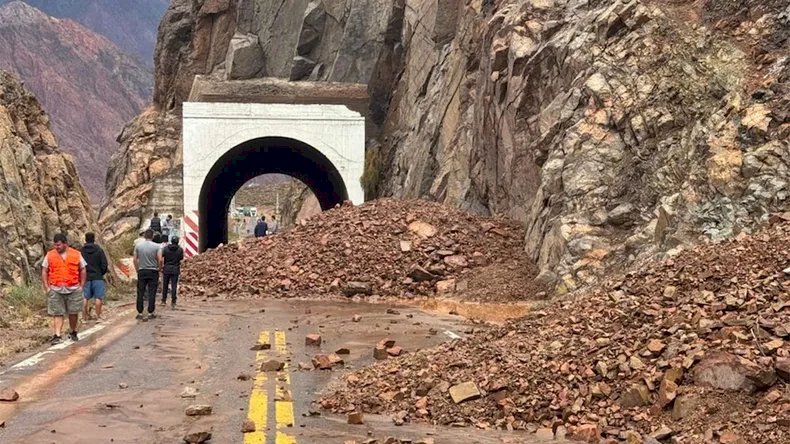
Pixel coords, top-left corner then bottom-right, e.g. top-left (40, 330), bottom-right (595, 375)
top-left (198, 137), bottom-right (348, 251)
top-left (182, 101), bottom-right (365, 255)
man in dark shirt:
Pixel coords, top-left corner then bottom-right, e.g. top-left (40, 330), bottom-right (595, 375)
top-left (150, 212), bottom-right (162, 234)
top-left (161, 237), bottom-right (184, 308)
top-left (254, 217), bottom-right (268, 238)
top-left (80, 232), bottom-right (109, 321)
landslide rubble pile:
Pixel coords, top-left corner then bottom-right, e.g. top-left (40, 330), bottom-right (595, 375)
top-left (319, 217), bottom-right (790, 444)
top-left (181, 199), bottom-right (542, 302)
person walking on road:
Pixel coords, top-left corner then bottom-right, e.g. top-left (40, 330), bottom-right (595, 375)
top-left (254, 217), bottom-right (268, 238)
top-left (150, 212), bottom-right (162, 234)
top-left (161, 236), bottom-right (184, 309)
top-left (162, 214), bottom-right (173, 240)
top-left (80, 232), bottom-right (109, 322)
top-left (41, 233), bottom-right (87, 344)
top-left (134, 229), bottom-right (162, 321)
top-left (268, 215), bottom-right (278, 235)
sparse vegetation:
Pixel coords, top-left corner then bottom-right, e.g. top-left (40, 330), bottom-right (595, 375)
top-left (105, 231), bottom-right (138, 262)
top-left (3, 282), bottom-right (47, 320)
top-left (361, 143), bottom-right (383, 199)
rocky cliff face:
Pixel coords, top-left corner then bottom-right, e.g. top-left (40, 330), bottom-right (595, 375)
top-left (103, 0), bottom-right (789, 292)
top-left (0, 70), bottom-right (98, 285)
top-left (0, 1), bottom-right (153, 199)
top-left (376, 0), bottom-right (789, 292)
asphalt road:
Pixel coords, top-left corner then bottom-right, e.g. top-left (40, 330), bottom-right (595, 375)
top-left (0, 299), bottom-right (564, 444)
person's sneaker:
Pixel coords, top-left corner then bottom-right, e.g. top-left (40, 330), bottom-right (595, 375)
top-left (50, 335), bottom-right (63, 345)
top-left (135, 313), bottom-right (144, 320)
top-left (170, 303), bottom-right (176, 310)
top-left (149, 313), bottom-right (157, 320)
top-left (68, 331), bottom-right (79, 342)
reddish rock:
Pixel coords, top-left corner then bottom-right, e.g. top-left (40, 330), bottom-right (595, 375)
top-left (305, 334), bottom-right (322, 346)
top-left (241, 419), bottom-right (256, 433)
top-left (569, 424), bottom-right (600, 443)
top-left (386, 346), bottom-right (403, 357)
top-left (347, 411), bottom-right (364, 424)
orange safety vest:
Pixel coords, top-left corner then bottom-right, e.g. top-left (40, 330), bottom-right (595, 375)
top-left (46, 247), bottom-right (81, 287)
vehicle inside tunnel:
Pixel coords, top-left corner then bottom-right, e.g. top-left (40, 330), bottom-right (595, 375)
top-left (198, 137), bottom-right (348, 251)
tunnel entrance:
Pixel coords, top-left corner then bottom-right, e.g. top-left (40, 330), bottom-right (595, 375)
top-left (198, 137), bottom-right (348, 251)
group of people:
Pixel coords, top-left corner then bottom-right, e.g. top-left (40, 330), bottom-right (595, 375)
top-left (133, 213), bottom-right (185, 321)
top-left (41, 232), bottom-right (109, 345)
top-left (254, 215), bottom-right (278, 237)
top-left (39, 212), bottom-right (187, 345)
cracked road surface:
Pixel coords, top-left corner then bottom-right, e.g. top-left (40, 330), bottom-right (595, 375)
top-left (0, 300), bottom-right (563, 444)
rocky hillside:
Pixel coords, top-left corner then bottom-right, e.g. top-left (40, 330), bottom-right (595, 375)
top-left (0, 1), bottom-right (152, 199)
top-left (102, 0), bottom-right (789, 293)
top-left (0, 0), bottom-right (169, 66)
top-left (0, 70), bottom-right (98, 285)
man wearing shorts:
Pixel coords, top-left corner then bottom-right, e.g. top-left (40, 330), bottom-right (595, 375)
top-left (41, 233), bottom-right (87, 344)
top-left (81, 232), bottom-right (109, 321)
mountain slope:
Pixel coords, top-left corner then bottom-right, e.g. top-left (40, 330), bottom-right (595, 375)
top-left (0, 1), bottom-right (153, 199)
top-left (0, 0), bottom-right (168, 65)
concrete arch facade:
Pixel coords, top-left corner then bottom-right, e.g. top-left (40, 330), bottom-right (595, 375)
top-left (182, 101), bottom-right (365, 255)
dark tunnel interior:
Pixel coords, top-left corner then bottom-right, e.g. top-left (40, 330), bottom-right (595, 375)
top-left (198, 137), bottom-right (348, 251)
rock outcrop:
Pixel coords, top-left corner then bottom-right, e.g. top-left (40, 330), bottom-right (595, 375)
top-left (103, 0), bottom-right (789, 292)
top-left (0, 71), bottom-right (98, 285)
top-left (0, 1), bottom-right (153, 199)
top-left (374, 0), bottom-right (789, 293)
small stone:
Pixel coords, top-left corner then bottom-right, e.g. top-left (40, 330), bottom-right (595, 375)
top-left (387, 346), bottom-right (403, 357)
top-left (647, 339), bottom-right (666, 354)
top-left (250, 342), bottom-right (271, 350)
top-left (657, 379), bottom-right (678, 408)
top-left (185, 405), bottom-right (212, 416)
top-left (352, 315), bottom-right (362, 322)
top-left (651, 425), bottom-right (674, 440)
top-left (0, 388), bottom-right (19, 402)
top-left (335, 348), bottom-right (351, 355)
top-left (719, 430), bottom-right (744, 444)
top-left (619, 384), bottom-right (650, 408)
top-left (569, 424), bottom-right (600, 443)
top-left (342, 282), bottom-right (372, 297)
top-left (261, 360), bottom-right (284, 372)
top-left (181, 387), bottom-right (199, 398)
top-left (241, 419), bottom-right (256, 433)
top-left (237, 373), bottom-right (251, 381)
top-left (118, 383), bottom-right (128, 390)
top-left (443, 255), bottom-right (469, 268)
top-left (347, 411), bottom-right (364, 425)
top-left (448, 382), bottom-right (481, 404)
top-left (436, 279), bottom-right (456, 294)
top-left (629, 355), bottom-right (646, 371)
top-left (399, 240), bottom-right (412, 252)
top-left (305, 334), bottom-right (322, 346)
top-left (183, 432), bottom-right (212, 443)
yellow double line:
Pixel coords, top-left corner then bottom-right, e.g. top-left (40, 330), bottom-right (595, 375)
top-left (243, 330), bottom-right (297, 444)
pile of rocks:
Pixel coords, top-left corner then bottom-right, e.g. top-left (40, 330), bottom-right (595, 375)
top-left (181, 199), bottom-right (542, 302)
top-left (319, 216), bottom-right (790, 443)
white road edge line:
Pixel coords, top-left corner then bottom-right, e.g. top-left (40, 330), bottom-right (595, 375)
top-left (0, 322), bottom-right (109, 383)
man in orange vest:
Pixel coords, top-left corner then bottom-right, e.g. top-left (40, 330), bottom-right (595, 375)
top-left (41, 233), bottom-right (87, 345)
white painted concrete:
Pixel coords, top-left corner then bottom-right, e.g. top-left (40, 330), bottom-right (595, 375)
top-left (182, 102), bottom-right (366, 254)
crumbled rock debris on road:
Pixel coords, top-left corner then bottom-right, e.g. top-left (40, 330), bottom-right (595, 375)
top-left (320, 218), bottom-right (790, 443)
top-left (182, 199), bottom-right (543, 302)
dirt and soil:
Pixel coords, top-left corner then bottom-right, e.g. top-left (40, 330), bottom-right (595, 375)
top-left (181, 198), bottom-right (544, 303)
top-left (319, 214), bottom-right (790, 444)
